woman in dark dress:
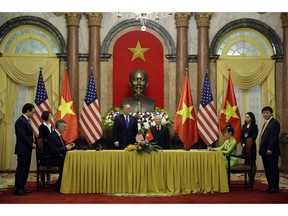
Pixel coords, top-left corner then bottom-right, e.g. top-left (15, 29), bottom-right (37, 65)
top-left (240, 112), bottom-right (258, 184)
top-left (38, 110), bottom-right (54, 186)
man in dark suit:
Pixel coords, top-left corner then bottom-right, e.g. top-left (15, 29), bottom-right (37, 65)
top-left (113, 104), bottom-right (138, 149)
top-left (259, 106), bottom-right (281, 194)
top-left (14, 103), bottom-right (36, 195)
top-left (150, 115), bottom-right (170, 149)
top-left (46, 119), bottom-right (75, 189)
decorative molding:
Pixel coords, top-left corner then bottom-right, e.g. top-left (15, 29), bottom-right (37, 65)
top-left (101, 19), bottom-right (176, 55)
top-left (210, 18), bottom-right (283, 56)
top-left (100, 54), bottom-right (112, 62)
top-left (271, 54), bottom-right (283, 62)
top-left (65, 13), bottom-right (82, 26)
top-left (86, 12), bottom-right (103, 27)
top-left (0, 16), bottom-right (66, 53)
top-left (281, 13), bottom-right (288, 28)
top-left (174, 12), bottom-right (192, 28)
top-left (57, 53), bottom-right (112, 62)
top-left (195, 12), bottom-right (213, 28)
top-left (165, 54), bottom-right (219, 63)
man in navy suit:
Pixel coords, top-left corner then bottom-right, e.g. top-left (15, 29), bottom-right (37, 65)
top-left (46, 119), bottom-right (75, 189)
top-left (150, 115), bottom-right (170, 149)
top-left (113, 104), bottom-right (138, 149)
top-left (14, 103), bottom-right (36, 195)
top-left (259, 106), bottom-right (281, 194)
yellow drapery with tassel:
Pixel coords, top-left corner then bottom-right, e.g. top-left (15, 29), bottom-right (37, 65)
top-left (0, 57), bottom-right (59, 170)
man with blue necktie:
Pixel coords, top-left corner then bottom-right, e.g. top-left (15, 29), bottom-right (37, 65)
top-left (14, 103), bottom-right (36, 195)
top-left (113, 104), bottom-right (138, 149)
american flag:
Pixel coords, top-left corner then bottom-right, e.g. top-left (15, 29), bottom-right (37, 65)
top-left (197, 73), bottom-right (219, 145)
top-left (31, 68), bottom-right (53, 138)
top-left (79, 73), bottom-right (103, 145)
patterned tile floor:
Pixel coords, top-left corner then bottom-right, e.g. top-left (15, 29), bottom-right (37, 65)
top-left (0, 171), bottom-right (287, 194)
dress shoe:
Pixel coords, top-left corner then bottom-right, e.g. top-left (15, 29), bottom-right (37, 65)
top-left (261, 187), bottom-right (271, 193)
top-left (13, 190), bottom-right (28, 196)
top-left (23, 189), bottom-right (32, 193)
top-left (267, 188), bottom-right (278, 194)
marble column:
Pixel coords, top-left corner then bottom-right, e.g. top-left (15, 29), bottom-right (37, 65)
top-left (86, 12), bottom-right (103, 101)
top-left (65, 12), bottom-right (81, 116)
top-left (280, 12), bottom-right (288, 171)
top-left (174, 12), bottom-right (192, 106)
top-left (195, 13), bottom-right (213, 106)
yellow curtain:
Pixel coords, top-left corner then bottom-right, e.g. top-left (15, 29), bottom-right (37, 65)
top-left (0, 57), bottom-right (59, 170)
top-left (217, 59), bottom-right (275, 114)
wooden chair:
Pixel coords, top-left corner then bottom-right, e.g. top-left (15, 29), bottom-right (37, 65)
top-left (36, 138), bottom-right (63, 191)
top-left (227, 137), bottom-right (254, 191)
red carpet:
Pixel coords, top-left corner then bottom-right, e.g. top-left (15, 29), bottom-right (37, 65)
top-left (0, 180), bottom-right (287, 204)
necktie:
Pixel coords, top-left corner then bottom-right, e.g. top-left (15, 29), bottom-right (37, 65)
top-left (125, 116), bottom-right (129, 128)
top-left (157, 126), bottom-right (160, 131)
top-left (259, 122), bottom-right (268, 144)
top-left (28, 119), bottom-right (32, 128)
top-left (60, 135), bottom-right (65, 146)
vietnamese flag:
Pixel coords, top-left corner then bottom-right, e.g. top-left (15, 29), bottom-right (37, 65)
top-left (218, 72), bottom-right (241, 143)
top-left (145, 128), bottom-right (154, 142)
top-left (174, 73), bottom-right (199, 148)
top-left (55, 71), bottom-right (79, 143)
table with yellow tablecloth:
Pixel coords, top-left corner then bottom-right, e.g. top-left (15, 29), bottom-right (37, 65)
top-left (60, 149), bottom-right (229, 194)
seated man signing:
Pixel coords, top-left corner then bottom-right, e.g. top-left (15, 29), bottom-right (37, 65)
top-left (46, 119), bottom-right (75, 189)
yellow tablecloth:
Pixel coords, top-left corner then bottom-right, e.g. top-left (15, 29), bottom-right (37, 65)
top-left (60, 149), bottom-right (229, 194)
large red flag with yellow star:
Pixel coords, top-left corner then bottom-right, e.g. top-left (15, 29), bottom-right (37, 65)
top-left (174, 73), bottom-right (199, 148)
top-left (218, 72), bottom-right (241, 143)
top-left (56, 71), bottom-right (79, 143)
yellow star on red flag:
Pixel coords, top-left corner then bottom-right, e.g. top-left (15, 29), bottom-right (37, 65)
top-left (220, 101), bottom-right (240, 122)
top-left (58, 97), bottom-right (76, 119)
top-left (177, 102), bottom-right (194, 124)
top-left (128, 40), bottom-right (150, 61)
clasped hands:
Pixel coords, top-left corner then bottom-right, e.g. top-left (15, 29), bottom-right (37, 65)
top-left (66, 142), bottom-right (75, 150)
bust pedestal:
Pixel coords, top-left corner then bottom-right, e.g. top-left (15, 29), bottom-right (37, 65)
top-left (122, 97), bottom-right (155, 113)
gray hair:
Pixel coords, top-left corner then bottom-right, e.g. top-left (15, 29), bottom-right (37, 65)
top-left (55, 119), bottom-right (66, 129)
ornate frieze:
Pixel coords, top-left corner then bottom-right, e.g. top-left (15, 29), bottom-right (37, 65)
top-left (195, 12), bottom-right (213, 28)
top-left (65, 13), bottom-right (82, 26)
top-left (86, 12), bottom-right (103, 27)
top-left (174, 12), bottom-right (192, 28)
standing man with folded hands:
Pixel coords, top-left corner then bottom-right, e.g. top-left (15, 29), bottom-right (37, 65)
top-left (14, 103), bottom-right (36, 196)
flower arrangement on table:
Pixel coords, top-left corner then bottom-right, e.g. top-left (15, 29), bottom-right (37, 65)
top-left (124, 140), bottom-right (162, 154)
top-left (102, 106), bottom-right (173, 135)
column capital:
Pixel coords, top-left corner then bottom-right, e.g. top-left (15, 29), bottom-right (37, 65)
top-left (65, 13), bottom-right (82, 26)
top-left (174, 12), bottom-right (192, 28)
top-left (281, 12), bottom-right (288, 28)
top-left (86, 12), bottom-right (103, 27)
top-left (195, 12), bottom-right (213, 28)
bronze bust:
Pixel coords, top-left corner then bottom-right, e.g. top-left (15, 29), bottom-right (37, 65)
top-left (122, 68), bottom-right (155, 113)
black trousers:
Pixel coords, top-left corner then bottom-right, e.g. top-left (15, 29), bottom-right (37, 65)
top-left (14, 154), bottom-right (32, 191)
top-left (262, 156), bottom-right (279, 190)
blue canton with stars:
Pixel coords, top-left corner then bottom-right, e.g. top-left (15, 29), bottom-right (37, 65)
top-left (200, 73), bottom-right (213, 107)
top-left (35, 69), bottom-right (48, 106)
top-left (85, 73), bottom-right (98, 105)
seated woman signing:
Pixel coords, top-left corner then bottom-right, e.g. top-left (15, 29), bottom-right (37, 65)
top-left (216, 125), bottom-right (238, 168)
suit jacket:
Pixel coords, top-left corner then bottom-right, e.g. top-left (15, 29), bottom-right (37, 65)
top-left (46, 131), bottom-right (67, 167)
top-left (259, 117), bottom-right (280, 157)
top-left (113, 114), bottom-right (138, 149)
top-left (38, 123), bottom-right (54, 153)
top-left (14, 115), bottom-right (34, 155)
top-left (150, 125), bottom-right (170, 149)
